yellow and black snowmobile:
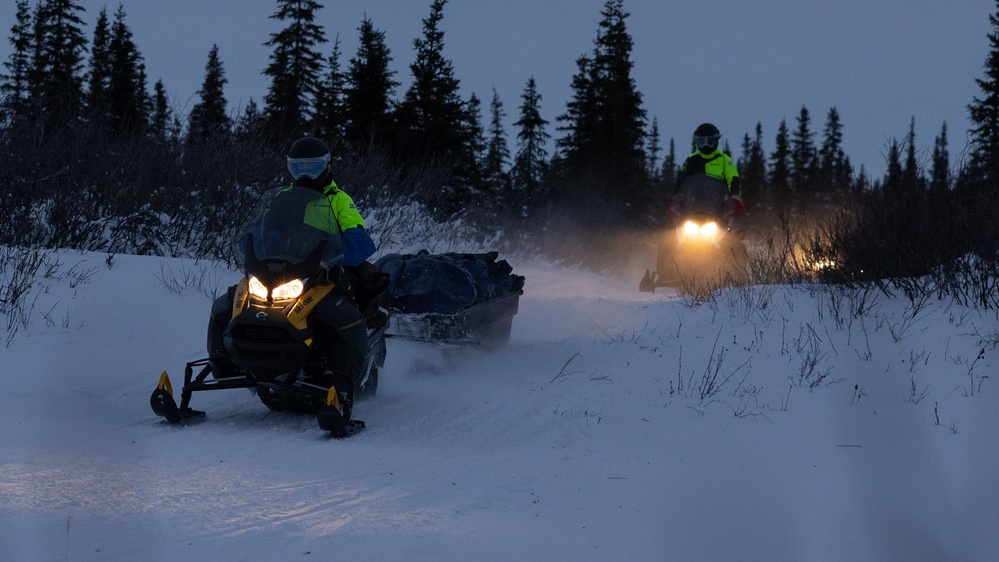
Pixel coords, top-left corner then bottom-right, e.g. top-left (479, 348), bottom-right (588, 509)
top-left (150, 186), bottom-right (388, 437)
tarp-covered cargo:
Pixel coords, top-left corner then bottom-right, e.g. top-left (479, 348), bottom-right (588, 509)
top-left (374, 250), bottom-right (525, 346)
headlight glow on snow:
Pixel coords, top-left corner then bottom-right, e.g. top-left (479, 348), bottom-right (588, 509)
top-left (248, 276), bottom-right (304, 300)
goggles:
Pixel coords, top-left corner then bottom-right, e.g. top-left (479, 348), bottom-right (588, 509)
top-left (287, 154), bottom-right (330, 179)
top-left (693, 134), bottom-right (719, 149)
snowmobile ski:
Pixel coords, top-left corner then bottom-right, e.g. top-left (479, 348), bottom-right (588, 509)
top-left (150, 371), bottom-right (206, 423)
top-left (317, 384), bottom-right (364, 438)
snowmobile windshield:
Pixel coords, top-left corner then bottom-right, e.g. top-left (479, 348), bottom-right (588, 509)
top-left (234, 186), bottom-right (345, 270)
top-left (678, 175), bottom-right (729, 217)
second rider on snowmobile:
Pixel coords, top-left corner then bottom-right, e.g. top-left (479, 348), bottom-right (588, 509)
top-left (674, 122), bottom-right (744, 208)
top-left (670, 122), bottom-right (746, 237)
top-left (641, 123), bottom-right (748, 291)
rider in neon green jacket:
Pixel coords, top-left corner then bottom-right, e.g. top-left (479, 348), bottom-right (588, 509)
top-left (675, 123), bottom-right (741, 196)
top-left (287, 137), bottom-right (374, 266)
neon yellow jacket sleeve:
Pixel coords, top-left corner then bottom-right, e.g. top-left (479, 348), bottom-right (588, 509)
top-left (322, 181), bottom-right (366, 231)
top-left (329, 191), bottom-right (365, 231)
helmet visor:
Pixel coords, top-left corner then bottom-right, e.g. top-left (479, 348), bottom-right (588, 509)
top-left (693, 134), bottom-right (719, 151)
top-left (287, 155), bottom-right (330, 179)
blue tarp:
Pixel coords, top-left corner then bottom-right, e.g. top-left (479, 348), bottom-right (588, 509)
top-left (374, 250), bottom-right (525, 314)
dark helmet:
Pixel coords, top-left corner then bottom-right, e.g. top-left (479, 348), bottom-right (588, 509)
top-left (287, 136), bottom-right (332, 189)
top-left (692, 123), bottom-right (720, 154)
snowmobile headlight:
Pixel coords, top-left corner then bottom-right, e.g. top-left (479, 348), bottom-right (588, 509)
top-left (682, 221), bottom-right (719, 238)
top-left (248, 276), bottom-right (268, 299)
top-left (248, 276), bottom-right (304, 300)
top-left (699, 222), bottom-right (719, 237)
top-left (271, 279), bottom-right (304, 300)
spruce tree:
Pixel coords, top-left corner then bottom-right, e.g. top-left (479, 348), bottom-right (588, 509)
top-left (344, 17), bottom-right (398, 149)
top-left (511, 76), bottom-right (550, 210)
top-left (396, 0), bottom-right (479, 210)
top-left (106, 5), bottom-right (148, 135)
top-left (397, 0), bottom-right (468, 154)
top-left (262, 0), bottom-right (327, 141)
top-left (234, 99), bottom-right (266, 143)
top-left (967, 1), bottom-right (999, 187)
top-left (483, 88), bottom-right (510, 192)
top-left (84, 8), bottom-right (111, 122)
top-left (882, 138), bottom-right (904, 194)
top-left (738, 134), bottom-right (751, 170)
top-left (929, 122), bottom-right (950, 193)
top-left (660, 138), bottom-right (677, 194)
top-left (901, 117), bottom-right (924, 193)
top-left (739, 123), bottom-right (767, 205)
top-left (591, 0), bottom-right (646, 182)
top-left (462, 92), bottom-right (486, 194)
top-left (30, 0), bottom-right (89, 122)
top-left (769, 119), bottom-right (792, 210)
top-left (150, 79), bottom-right (172, 141)
top-left (853, 165), bottom-right (869, 194)
top-left (646, 117), bottom-right (662, 182)
top-left (963, 4), bottom-right (999, 285)
top-left (312, 38), bottom-right (346, 141)
top-left (818, 107), bottom-right (850, 194)
top-left (0, 0), bottom-right (34, 122)
top-left (791, 105), bottom-right (817, 198)
top-left (555, 54), bottom-right (597, 166)
top-left (555, 0), bottom-right (647, 221)
top-left (187, 44), bottom-right (231, 144)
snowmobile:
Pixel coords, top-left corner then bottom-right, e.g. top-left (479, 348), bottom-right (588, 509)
top-left (640, 174), bottom-right (747, 292)
top-left (150, 186), bottom-right (389, 437)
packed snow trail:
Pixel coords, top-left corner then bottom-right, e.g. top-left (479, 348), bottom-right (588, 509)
top-left (2, 252), bottom-right (997, 561)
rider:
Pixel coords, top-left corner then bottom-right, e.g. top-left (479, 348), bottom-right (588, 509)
top-left (675, 123), bottom-right (741, 195)
top-left (207, 137), bottom-right (386, 394)
top-left (673, 123), bottom-right (744, 217)
top-left (286, 136), bottom-right (375, 269)
top-left (287, 136), bottom-right (388, 313)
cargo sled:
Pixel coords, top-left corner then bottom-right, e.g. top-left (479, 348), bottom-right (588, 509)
top-left (375, 250), bottom-right (525, 347)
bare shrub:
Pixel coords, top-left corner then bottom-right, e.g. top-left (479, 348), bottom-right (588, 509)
top-left (806, 187), bottom-right (999, 310)
top-left (0, 246), bottom-right (54, 344)
top-left (754, 214), bottom-right (812, 284)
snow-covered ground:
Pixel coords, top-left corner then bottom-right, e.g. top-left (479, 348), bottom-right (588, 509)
top-left (2, 249), bottom-right (997, 561)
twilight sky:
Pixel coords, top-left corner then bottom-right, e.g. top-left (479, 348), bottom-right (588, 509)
top-left (1, 0), bottom-right (994, 178)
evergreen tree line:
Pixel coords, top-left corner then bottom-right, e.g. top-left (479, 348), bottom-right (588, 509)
top-left (1, 0), bottom-right (997, 303)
